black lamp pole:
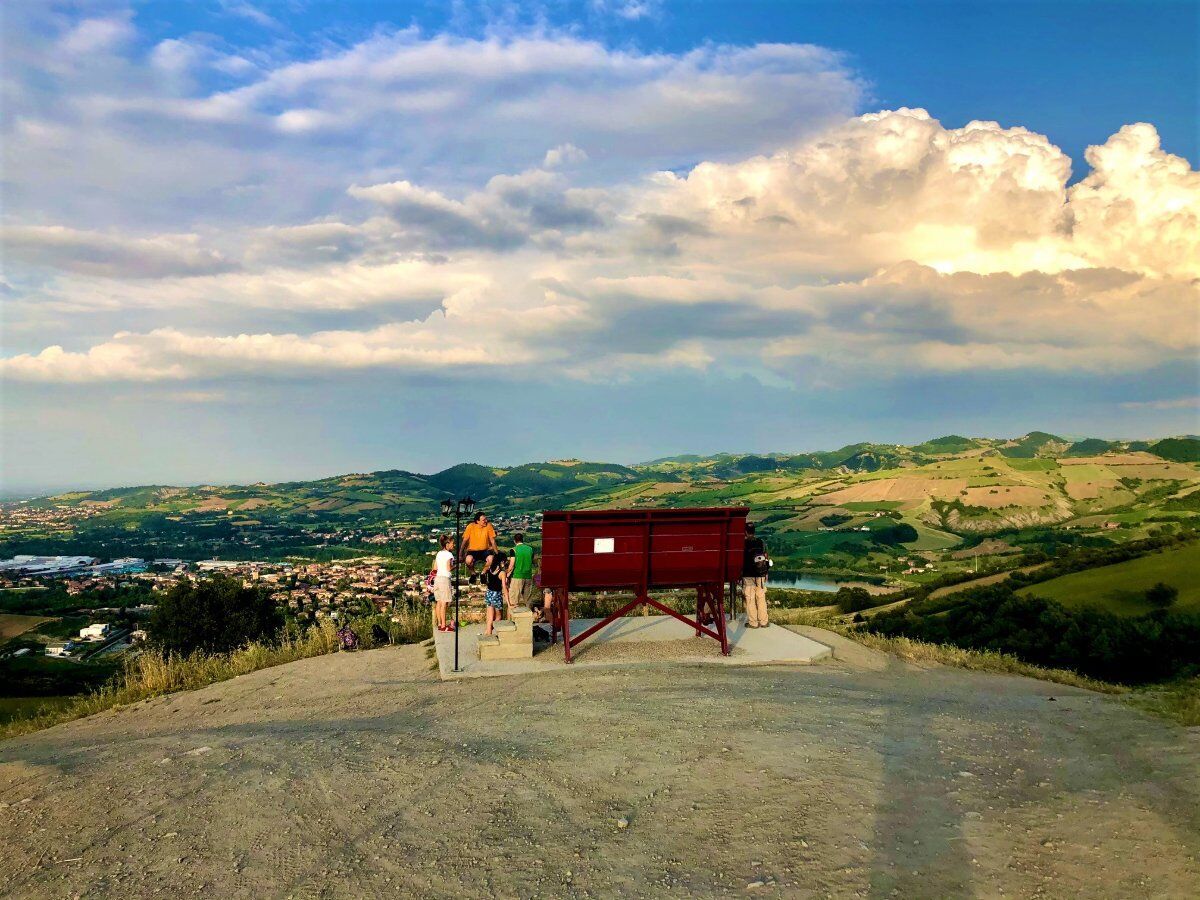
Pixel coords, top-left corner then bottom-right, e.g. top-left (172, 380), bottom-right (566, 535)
top-left (441, 496), bottom-right (475, 672)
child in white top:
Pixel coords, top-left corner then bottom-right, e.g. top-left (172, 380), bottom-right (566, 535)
top-left (433, 535), bottom-right (455, 632)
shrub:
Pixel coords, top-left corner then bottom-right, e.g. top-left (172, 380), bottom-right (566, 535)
top-left (1146, 582), bottom-right (1178, 610)
top-left (835, 586), bottom-right (875, 613)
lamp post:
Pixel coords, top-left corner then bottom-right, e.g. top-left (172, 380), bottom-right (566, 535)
top-left (440, 496), bottom-right (475, 672)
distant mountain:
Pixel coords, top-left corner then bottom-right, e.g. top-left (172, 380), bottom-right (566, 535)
top-left (999, 431), bottom-right (1068, 458)
top-left (14, 432), bottom-right (1194, 533)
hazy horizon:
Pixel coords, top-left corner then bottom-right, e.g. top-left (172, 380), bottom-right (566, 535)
top-left (3, 424), bottom-right (1195, 499)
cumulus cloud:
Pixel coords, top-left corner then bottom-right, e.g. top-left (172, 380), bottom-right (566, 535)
top-left (2, 9), bottom-right (1197, 395)
top-left (643, 108), bottom-right (1198, 279)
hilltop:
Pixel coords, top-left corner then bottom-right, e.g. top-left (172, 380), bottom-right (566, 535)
top-left (2, 639), bottom-right (1198, 897)
top-left (4, 433), bottom-right (1196, 579)
top-left (12, 432), bottom-right (1198, 526)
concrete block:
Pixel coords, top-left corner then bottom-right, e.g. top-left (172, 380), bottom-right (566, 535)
top-left (479, 640), bottom-right (533, 661)
top-left (510, 607), bottom-right (535, 638)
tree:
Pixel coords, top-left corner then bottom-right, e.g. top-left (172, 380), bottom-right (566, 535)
top-left (871, 523), bottom-right (919, 546)
top-left (1146, 582), bottom-right (1178, 610)
top-left (148, 576), bottom-right (282, 655)
top-left (835, 586), bottom-right (874, 613)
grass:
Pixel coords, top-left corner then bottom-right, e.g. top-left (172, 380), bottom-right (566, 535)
top-left (1016, 545), bottom-right (1200, 615)
top-left (1, 603), bottom-right (434, 741)
top-left (0, 621), bottom-right (342, 741)
top-left (1128, 677), bottom-right (1200, 727)
top-left (778, 607), bottom-right (1200, 727)
top-left (0, 696), bottom-right (77, 725)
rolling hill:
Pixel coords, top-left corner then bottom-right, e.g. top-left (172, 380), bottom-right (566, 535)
top-left (4, 433), bottom-right (1196, 569)
top-left (1017, 545), bottom-right (1200, 616)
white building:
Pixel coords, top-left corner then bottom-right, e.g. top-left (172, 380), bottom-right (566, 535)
top-left (0, 555), bottom-right (98, 576)
top-left (197, 559), bottom-right (244, 571)
top-left (80, 623), bottom-right (111, 641)
top-left (46, 641), bottom-right (75, 657)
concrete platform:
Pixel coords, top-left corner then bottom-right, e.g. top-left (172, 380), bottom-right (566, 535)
top-left (432, 613), bottom-right (833, 680)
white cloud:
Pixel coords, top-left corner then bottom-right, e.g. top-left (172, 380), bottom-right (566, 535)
top-left (2, 9), bottom-right (1197, 394)
top-left (58, 15), bottom-right (135, 55)
top-left (1119, 396), bottom-right (1200, 411)
top-left (1, 16), bottom-right (861, 232)
top-left (1, 226), bottom-right (236, 278)
top-left (543, 143), bottom-right (589, 168)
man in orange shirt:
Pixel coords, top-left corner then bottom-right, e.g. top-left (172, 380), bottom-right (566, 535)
top-left (459, 511), bottom-right (499, 584)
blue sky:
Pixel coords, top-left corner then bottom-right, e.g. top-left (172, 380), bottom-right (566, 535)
top-left (136, 0), bottom-right (1199, 169)
top-left (1, 0), bottom-right (1197, 492)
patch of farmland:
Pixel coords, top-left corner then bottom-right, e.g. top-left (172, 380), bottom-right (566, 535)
top-left (1003, 458), bottom-right (1059, 472)
top-left (0, 614), bottom-right (54, 641)
top-left (903, 521), bottom-right (961, 551)
top-left (193, 497), bottom-right (230, 511)
top-left (236, 498), bottom-right (269, 510)
top-left (305, 498), bottom-right (347, 511)
top-left (1017, 545), bottom-right (1200, 616)
top-left (818, 477), bottom-right (968, 505)
top-left (1106, 463), bottom-right (1198, 480)
top-left (340, 502), bottom-right (386, 514)
top-left (1058, 453), bottom-right (1164, 466)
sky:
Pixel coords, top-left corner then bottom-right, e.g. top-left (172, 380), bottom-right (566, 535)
top-left (1, 0), bottom-right (1198, 493)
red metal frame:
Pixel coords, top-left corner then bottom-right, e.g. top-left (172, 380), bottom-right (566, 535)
top-left (540, 507), bottom-right (748, 662)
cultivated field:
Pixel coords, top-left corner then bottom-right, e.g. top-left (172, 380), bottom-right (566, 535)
top-left (0, 615), bottom-right (53, 641)
top-left (1018, 546), bottom-right (1200, 616)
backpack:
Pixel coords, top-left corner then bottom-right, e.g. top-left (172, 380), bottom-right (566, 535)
top-left (752, 552), bottom-right (772, 578)
top-left (337, 625), bottom-right (360, 651)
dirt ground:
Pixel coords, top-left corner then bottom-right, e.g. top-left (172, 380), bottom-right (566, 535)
top-left (2, 632), bottom-right (1198, 899)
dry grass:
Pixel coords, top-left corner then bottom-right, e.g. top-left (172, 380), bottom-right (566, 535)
top-left (1128, 678), bottom-right (1200, 727)
top-left (847, 631), bottom-right (1123, 694)
top-left (775, 606), bottom-right (1122, 694)
top-left (780, 607), bottom-right (1200, 727)
top-left (1, 621), bottom-right (341, 742)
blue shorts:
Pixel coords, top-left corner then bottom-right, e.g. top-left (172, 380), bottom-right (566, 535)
top-left (485, 589), bottom-right (504, 609)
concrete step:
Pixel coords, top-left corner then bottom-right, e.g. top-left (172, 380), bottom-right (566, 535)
top-left (479, 638), bottom-right (532, 661)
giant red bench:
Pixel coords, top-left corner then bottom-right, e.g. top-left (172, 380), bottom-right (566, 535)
top-left (540, 507), bottom-right (749, 662)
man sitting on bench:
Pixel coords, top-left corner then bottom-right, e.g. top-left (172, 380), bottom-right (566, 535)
top-left (459, 511), bottom-right (499, 584)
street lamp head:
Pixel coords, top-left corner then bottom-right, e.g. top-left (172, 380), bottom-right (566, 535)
top-left (461, 496), bottom-right (476, 514)
top-left (440, 499), bottom-right (454, 517)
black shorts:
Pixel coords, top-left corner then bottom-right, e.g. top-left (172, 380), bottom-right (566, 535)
top-left (464, 549), bottom-right (494, 564)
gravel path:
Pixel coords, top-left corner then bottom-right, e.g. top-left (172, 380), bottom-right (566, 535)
top-left (1, 635), bottom-right (1197, 898)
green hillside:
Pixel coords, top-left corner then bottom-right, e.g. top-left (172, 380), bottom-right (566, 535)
top-left (1017, 545), bottom-right (1200, 616)
top-left (1151, 437), bottom-right (1200, 463)
top-left (4, 432), bottom-right (1196, 578)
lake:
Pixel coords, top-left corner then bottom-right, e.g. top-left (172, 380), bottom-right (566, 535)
top-left (768, 572), bottom-right (846, 592)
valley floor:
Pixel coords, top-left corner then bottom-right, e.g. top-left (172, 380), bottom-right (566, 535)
top-left (1, 638), bottom-right (1198, 898)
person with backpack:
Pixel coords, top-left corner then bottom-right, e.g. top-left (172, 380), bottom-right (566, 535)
top-left (506, 532), bottom-right (536, 609)
top-left (742, 522), bottom-right (772, 628)
top-left (432, 534), bottom-right (455, 633)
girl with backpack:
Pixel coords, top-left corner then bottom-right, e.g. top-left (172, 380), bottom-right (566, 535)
top-left (483, 551), bottom-right (508, 636)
